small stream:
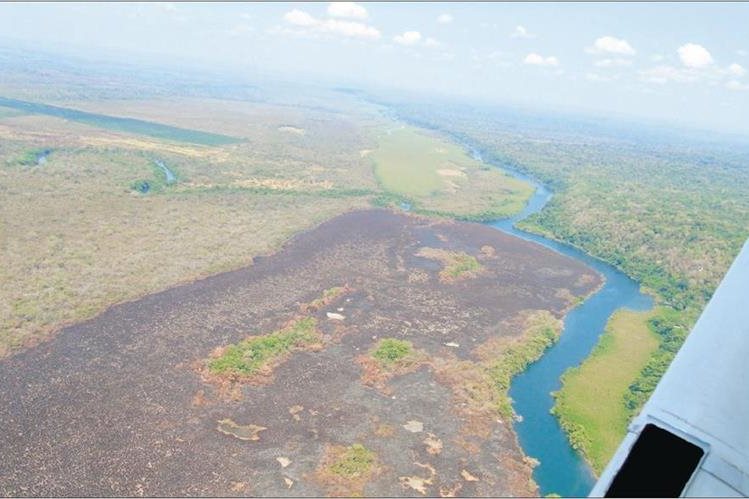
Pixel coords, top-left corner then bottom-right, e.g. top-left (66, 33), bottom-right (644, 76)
top-left (154, 159), bottom-right (176, 185)
top-left (466, 147), bottom-right (654, 496)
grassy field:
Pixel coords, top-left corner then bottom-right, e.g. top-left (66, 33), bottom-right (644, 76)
top-left (552, 309), bottom-right (659, 474)
top-left (370, 126), bottom-right (534, 220)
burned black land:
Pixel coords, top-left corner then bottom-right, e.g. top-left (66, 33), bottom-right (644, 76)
top-left (0, 209), bottom-right (601, 497)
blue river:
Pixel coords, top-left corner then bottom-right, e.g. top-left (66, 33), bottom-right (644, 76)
top-left (469, 148), bottom-right (654, 496)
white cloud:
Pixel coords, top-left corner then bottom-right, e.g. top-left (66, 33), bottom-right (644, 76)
top-left (394, 31), bottom-right (422, 46)
top-left (284, 9), bottom-right (317, 27)
top-left (320, 19), bottom-right (380, 39)
top-left (282, 9), bottom-right (380, 40)
top-left (639, 60), bottom-right (743, 88)
top-left (327, 2), bottom-right (368, 20)
top-left (424, 37), bottom-right (441, 48)
top-left (437, 13), bottom-right (453, 24)
top-left (728, 63), bottom-right (746, 77)
top-left (391, 30), bottom-right (441, 49)
top-left (677, 43), bottom-right (713, 68)
top-left (586, 36), bottom-right (636, 56)
top-left (524, 53), bottom-right (559, 67)
top-left (726, 80), bottom-right (749, 91)
top-left (511, 25), bottom-right (535, 39)
top-left (594, 58), bottom-right (633, 68)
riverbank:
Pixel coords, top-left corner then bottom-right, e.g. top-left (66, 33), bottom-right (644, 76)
top-left (371, 99), bottom-right (748, 495)
top-left (552, 308), bottom-right (659, 474)
top-left (398, 126), bottom-right (654, 496)
top-left (479, 159), bottom-right (653, 497)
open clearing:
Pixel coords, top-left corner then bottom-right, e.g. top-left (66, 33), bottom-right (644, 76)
top-left (0, 209), bottom-right (600, 496)
top-left (553, 309), bottom-right (659, 473)
top-left (370, 127), bottom-right (534, 220)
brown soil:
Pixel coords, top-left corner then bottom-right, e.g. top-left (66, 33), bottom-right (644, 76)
top-left (0, 209), bottom-right (601, 497)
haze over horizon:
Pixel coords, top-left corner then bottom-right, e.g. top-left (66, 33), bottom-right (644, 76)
top-left (1, 1), bottom-right (748, 135)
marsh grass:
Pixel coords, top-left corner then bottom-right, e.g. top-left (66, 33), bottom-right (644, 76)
top-left (370, 126), bottom-right (533, 220)
top-left (552, 309), bottom-right (658, 474)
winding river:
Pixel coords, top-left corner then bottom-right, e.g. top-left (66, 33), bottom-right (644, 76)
top-left (375, 104), bottom-right (653, 495)
top-left (468, 147), bottom-right (654, 496)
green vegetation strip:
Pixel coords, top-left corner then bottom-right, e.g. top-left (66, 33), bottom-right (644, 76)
top-left (489, 311), bottom-right (561, 419)
top-left (552, 309), bottom-right (659, 474)
top-left (0, 96), bottom-right (240, 146)
top-left (207, 317), bottom-right (319, 377)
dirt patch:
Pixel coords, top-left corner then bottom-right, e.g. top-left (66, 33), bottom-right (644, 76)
top-left (216, 418), bottom-right (267, 441)
top-left (0, 209), bottom-right (601, 497)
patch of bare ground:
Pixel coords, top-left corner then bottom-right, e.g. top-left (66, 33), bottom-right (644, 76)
top-left (216, 418), bottom-right (267, 441)
top-left (0, 209), bottom-right (601, 497)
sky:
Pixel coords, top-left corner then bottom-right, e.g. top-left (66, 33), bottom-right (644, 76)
top-left (1, 2), bottom-right (748, 135)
